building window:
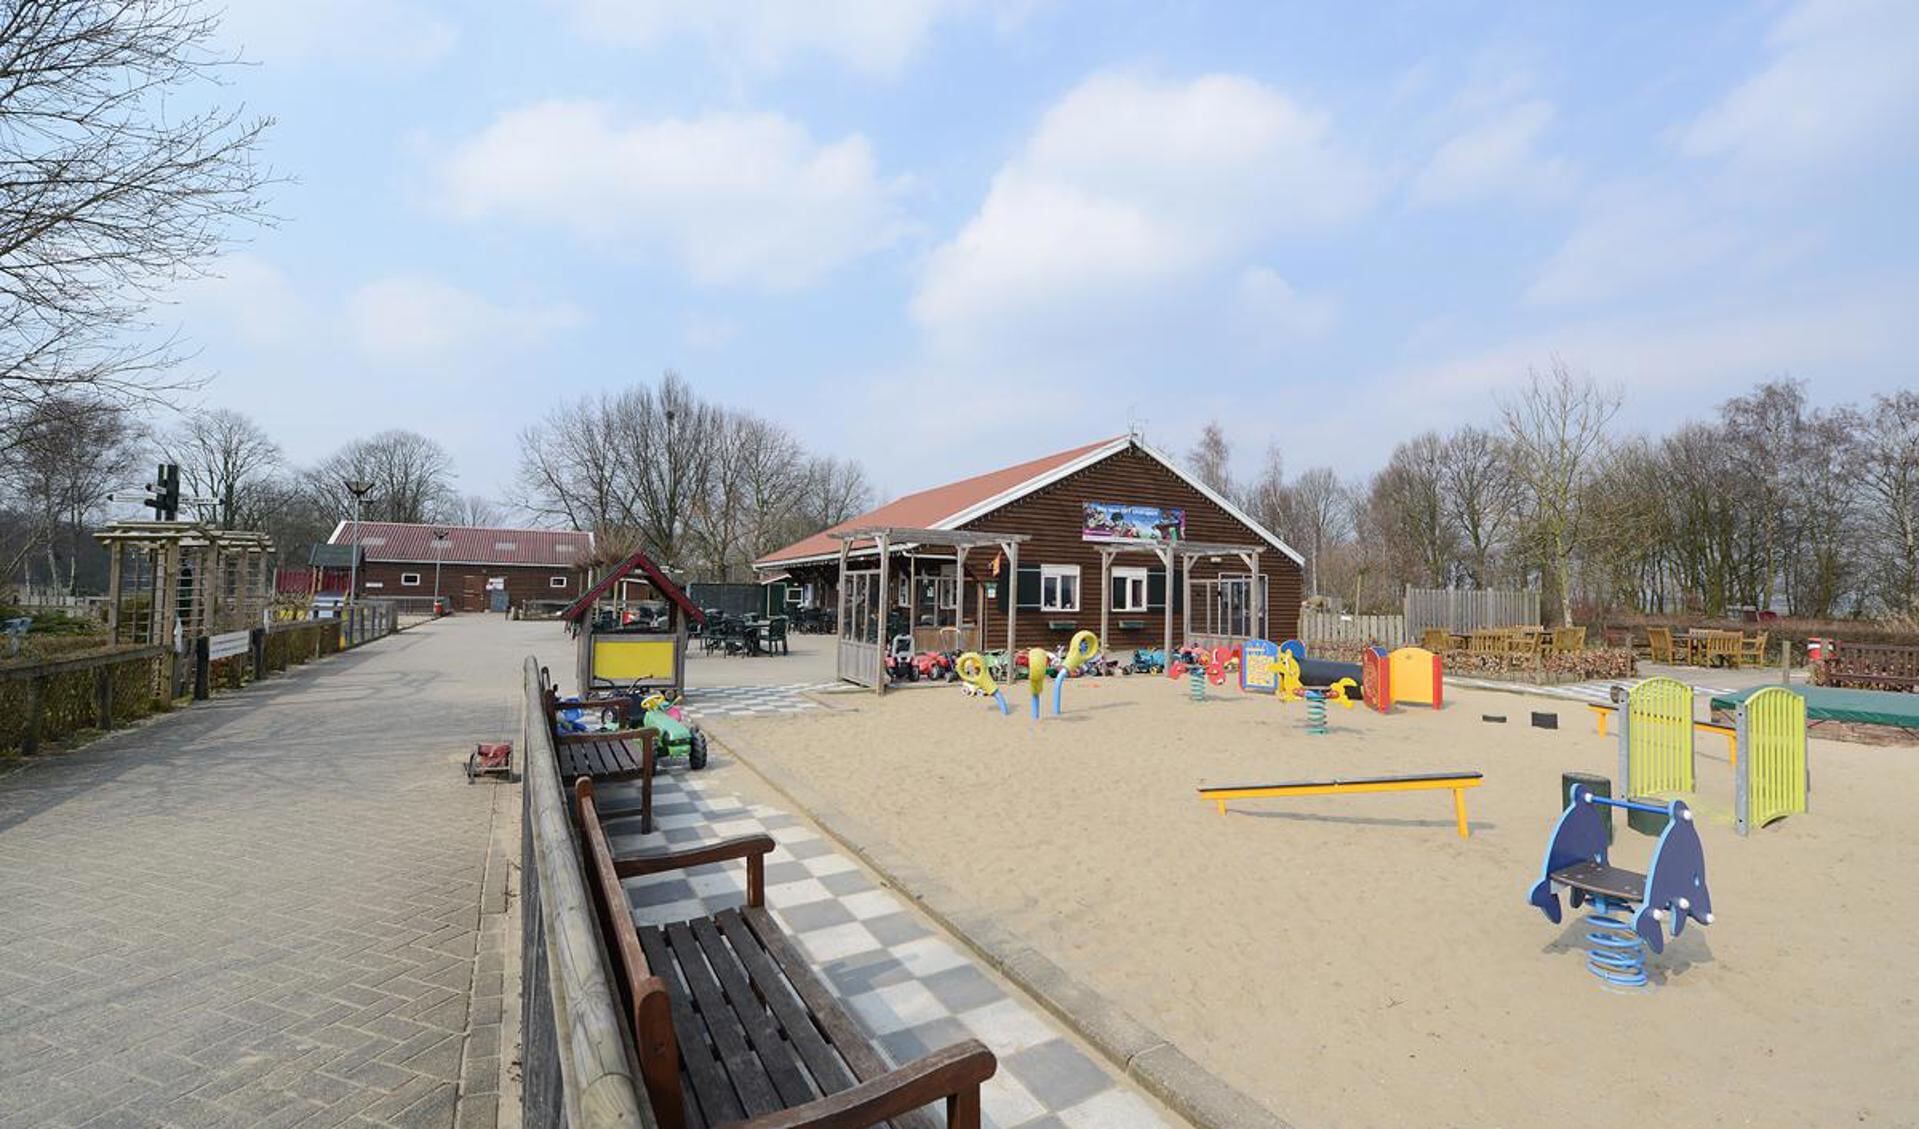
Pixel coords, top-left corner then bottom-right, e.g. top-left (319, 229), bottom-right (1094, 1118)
top-left (554, 543), bottom-right (575, 554)
top-left (493, 541), bottom-right (518, 551)
top-left (364, 581), bottom-right (384, 589)
top-left (936, 574), bottom-right (958, 610)
top-left (549, 575), bottom-right (569, 589)
top-left (359, 536), bottom-right (386, 547)
top-left (400, 572), bottom-right (421, 587)
top-left (785, 587), bottom-right (802, 606)
top-left (1113, 566), bottom-right (1148, 612)
top-left (1040, 564), bottom-right (1080, 612)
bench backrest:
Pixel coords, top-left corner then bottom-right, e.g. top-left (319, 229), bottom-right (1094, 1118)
top-left (574, 780), bottom-right (684, 1127)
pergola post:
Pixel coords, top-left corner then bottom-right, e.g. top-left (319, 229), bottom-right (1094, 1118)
top-left (875, 531), bottom-right (890, 697)
top-left (1005, 540), bottom-right (1018, 660)
top-left (954, 545), bottom-right (969, 647)
top-left (836, 538), bottom-right (850, 685)
top-left (106, 546), bottom-right (123, 643)
top-left (1182, 552), bottom-right (1194, 644)
top-left (1160, 544), bottom-right (1173, 658)
top-left (1098, 547), bottom-right (1112, 648)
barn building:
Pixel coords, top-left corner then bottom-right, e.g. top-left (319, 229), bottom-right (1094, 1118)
top-left (754, 435), bottom-right (1305, 686)
top-left (324, 522), bottom-right (593, 612)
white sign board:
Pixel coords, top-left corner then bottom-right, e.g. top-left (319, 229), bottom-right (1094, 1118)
top-left (208, 630), bottom-right (252, 661)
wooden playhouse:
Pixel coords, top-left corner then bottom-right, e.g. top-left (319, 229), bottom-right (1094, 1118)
top-left (561, 550), bottom-right (705, 694)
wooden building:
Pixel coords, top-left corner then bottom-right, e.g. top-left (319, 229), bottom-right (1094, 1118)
top-left (755, 435), bottom-right (1305, 685)
top-left (324, 522), bottom-right (593, 612)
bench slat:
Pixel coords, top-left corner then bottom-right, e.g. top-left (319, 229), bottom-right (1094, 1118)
top-left (639, 924), bottom-right (741, 1128)
top-left (713, 910), bottom-right (861, 1100)
top-left (668, 920), bottom-right (785, 1119)
top-left (689, 916), bottom-right (820, 1108)
top-left (743, 907), bottom-right (943, 1129)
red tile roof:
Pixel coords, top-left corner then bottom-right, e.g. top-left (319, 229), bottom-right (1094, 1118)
top-left (326, 522), bottom-right (591, 567)
top-left (755, 437), bottom-right (1124, 566)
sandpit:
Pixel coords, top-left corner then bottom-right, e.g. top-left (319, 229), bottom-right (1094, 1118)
top-left (711, 675), bottom-right (1919, 1128)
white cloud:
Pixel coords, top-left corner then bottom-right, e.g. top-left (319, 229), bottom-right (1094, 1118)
top-left (912, 72), bottom-right (1373, 345)
top-left (1233, 266), bottom-right (1336, 344)
top-left (443, 101), bottom-right (905, 289)
top-left (559, 0), bottom-right (975, 77)
top-left (1525, 183), bottom-right (1747, 306)
top-left (1412, 99), bottom-right (1572, 206)
top-left (1675, 0), bottom-right (1919, 171)
top-left (345, 276), bottom-right (585, 364)
top-left (217, 0), bottom-right (457, 66)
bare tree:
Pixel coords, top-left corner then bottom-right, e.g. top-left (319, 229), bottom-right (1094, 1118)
top-left (1855, 391), bottom-right (1919, 615)
top-left (1499, 360), bottom-right (1621, 625)
top-left (1368, 432), bottom-right (1453, 589)
top-left (2, 394), bottom-right (141, 589)
top-left (450, 494), bottom-right (502, 527)
top-left (162, 408), bottom-right (280, 528)
top-left (1439, 426), bottom-right (1517, 587)
top-left (1278, 466), bottom-right (1353, 598)
top-left (1186, 421), bottom-right (1235, 498)
top-left (314, 430), bottom-right (456, 524)
top-left (0, 2), bottom-right (273, 449)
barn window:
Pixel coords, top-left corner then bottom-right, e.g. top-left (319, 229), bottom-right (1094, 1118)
top-left (1112, 566), bottom-right (1148, 612)
top-left (400, 572), bottom-right (421, 587)
top-left (549, 575), bottom-right (569, 589)
top-left (1040, 564), bottom-right (1080, 612)
top-left (493, 541), bottom-right (518, 551)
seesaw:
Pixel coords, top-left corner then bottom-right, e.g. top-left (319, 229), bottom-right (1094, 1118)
top-left (1196, 771), bottom-right (1484, 839)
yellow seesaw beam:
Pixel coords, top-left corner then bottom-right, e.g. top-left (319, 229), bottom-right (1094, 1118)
top-left (1197, 772), bottom-right (1485, 839)
top-left (1587, 703), bottom-right (1738, 766)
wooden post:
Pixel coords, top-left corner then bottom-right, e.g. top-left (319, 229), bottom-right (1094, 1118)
top-left (23, 676), bottom-right (45, 755)
top-left (1182, 554), bottom-right (1194, 646)
top-left (836, 538), bottom-right (850, 685)
top-left (1005, 539), bottom-right (1018, 662)
top-left (105, 545), bottom-right (123, 644)
top-left (875, 531), bottom-right (890, 697)
top-left (1160, 544), bottom-right (1173, 660)
top-left (95, 665), bottom-right (112, 731)
top-left (954, 545), bottom-right (969, 647)
top-left (1099, 547), bottom-right (1110, 648)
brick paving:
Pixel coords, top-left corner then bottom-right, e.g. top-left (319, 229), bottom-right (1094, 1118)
top-left (0, 617), bottom-right (551, 1129)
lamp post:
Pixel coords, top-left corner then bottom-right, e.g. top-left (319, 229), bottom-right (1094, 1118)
top-left (344, 480), bottom-right (374, 610)
top-left (431, 528), bottom-right (449, 612)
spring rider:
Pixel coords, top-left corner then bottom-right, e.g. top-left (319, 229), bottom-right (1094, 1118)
top-left (1527, 788), bottom-right (1714, 989)
top-left (956, 652), bottom-right (1009, 715)
top-left (1050, 631), bottom-right (1100, 716)
top-left (1302, 676), bottom-right (1359, 734)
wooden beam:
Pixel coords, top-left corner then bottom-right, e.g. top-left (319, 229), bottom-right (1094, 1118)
top-left (1005, 539), bottom-right (1018, 661)
top-left (875, 531), bottom-right (890, 697)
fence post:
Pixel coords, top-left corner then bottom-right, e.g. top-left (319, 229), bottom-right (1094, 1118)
top-left (252, 627), bottom-right (267, 682)
top-left (193, 636), bottom-right (211, 701)
top-left (95, 665), bottom-right (113, 731)
top-left (23, 675), bottom-right (46, 754)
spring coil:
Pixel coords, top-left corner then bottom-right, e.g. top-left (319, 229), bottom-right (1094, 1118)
top-left (1583, 896), bottom-right (1649, 989)
top-left (1188, 665), bottom-right (1207, 702)
top-left (1305, 693), bottom-right (1327, 734)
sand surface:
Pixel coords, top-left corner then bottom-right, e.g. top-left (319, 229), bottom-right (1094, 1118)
top-left (712, 676), bottom-right (1919, 1128)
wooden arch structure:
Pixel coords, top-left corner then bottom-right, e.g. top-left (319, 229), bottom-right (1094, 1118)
top-left (1093, 539), bottom-right (1268, 658)
top-left (830, 526), bottom-right (1029, 695)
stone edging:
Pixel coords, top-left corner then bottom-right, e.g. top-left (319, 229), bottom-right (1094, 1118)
top-left (705, 722), bottom-right (1291, 1129)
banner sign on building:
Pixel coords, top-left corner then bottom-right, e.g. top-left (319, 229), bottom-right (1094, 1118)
top-left (1081, 502), bottom-right (1185, 544)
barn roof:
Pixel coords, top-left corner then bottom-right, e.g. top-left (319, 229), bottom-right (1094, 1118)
top-left (324, 522), bottom-right (591, 567)
top-left (754, 435), bottom-right (1303, 568)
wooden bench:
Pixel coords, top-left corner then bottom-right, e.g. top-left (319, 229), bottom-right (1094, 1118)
top-left (1819, 641), bottom-right (1919, 691)
top-left (573, 779), bottom-right (997, 1128)
top-left (542, 679), bottom-right (660, 834)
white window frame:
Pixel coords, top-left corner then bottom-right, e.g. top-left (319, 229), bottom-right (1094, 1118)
top-left (1040, 564), bottom-right (1081, 613)
top-left (1112, 566), bottom-right (1149, 612)
top-left (935, 574), bottom-right (958, 610)
top-left (364, 581), bottom-right (384, 590)
top-left (399, 572), bottom-right (421, 587)
top-left (549, 575), bottom-right (569, 589)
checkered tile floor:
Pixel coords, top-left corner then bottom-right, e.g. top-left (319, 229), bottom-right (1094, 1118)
top-left (679, 683), bottom-right (845, 719)
top-left (594, 773), bottom-right (1173, 1129)
top-left (1452, 675), bottom-right (1739, 705)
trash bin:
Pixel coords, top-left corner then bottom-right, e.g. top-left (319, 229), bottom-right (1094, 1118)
top-left (1562, 772), bottom-right (1613, 844)
top-left (1626, 799), bottom-right (1671, 838)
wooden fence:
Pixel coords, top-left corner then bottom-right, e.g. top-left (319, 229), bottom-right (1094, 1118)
top-left (1403, 587), bottom-right (1540, 634)
top-left (1298, 610), bottom-right (1407, 646)
top-left (518, 657), bottom-right (652, 1128)
top-left (0, 646), bottom-right (167, 755)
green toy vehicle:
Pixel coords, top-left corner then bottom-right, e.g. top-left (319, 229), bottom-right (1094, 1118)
top-left (633, 692), bottom-right (708, 770)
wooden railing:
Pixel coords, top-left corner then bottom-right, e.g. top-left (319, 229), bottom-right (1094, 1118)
top-left (518, 657), bottom-right (653, 1128)
top-left (0, 645), bottom-right (167, 754)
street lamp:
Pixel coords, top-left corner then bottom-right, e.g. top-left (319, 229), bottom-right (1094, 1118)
top-left (344, 479), bottom-right (374, 610)
top-left (431, 528), bottom-right (450, 611)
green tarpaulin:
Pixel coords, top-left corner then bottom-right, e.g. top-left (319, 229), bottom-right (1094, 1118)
top-left (1710, 685), bottom-right (1919, 729)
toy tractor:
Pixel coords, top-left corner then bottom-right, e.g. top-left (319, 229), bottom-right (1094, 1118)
top-left (632, 692), bottom-right (709, 770)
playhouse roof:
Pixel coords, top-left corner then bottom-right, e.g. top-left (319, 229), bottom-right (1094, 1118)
top-left (754, 435), bottom-right (1304, 568)
top-left (561, 549), bottom-right (704, 625)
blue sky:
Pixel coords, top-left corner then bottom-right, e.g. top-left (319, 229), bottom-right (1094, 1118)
top-left (178, 0), bottom-right (1919, 504)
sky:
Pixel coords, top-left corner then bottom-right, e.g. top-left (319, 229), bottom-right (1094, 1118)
top-left (173, 0), bottom-right (1919, 507)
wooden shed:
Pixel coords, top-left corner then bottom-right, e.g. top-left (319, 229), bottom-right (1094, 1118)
top-left (562, 549), bottom-right (705, 694)
top-left (754, 435), bottom-right (1307, 690)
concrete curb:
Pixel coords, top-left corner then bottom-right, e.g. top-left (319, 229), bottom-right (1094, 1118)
top-left (705, 722), bottom-right (1291, 1129)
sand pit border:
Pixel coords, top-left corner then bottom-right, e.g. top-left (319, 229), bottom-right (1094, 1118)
top-left (705, 721), bottom-right (1292, 1129)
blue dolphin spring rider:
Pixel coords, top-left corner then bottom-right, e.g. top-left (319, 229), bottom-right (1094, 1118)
top-left (1527, 788), bottom-right (1714, 989)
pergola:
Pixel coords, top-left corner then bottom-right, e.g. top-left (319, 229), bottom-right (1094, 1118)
top-left (94, 521), bottom-right (276, 692)
top-left (831, 526), bottom-right (1029, 695)
top-left (1093, 539), bottom-right (1269, 657)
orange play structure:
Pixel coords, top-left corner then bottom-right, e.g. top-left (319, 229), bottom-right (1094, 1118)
top-left (1386, 646), bottom-right (1443, 708)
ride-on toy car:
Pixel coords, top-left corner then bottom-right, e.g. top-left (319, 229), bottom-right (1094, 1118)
top-left (556, 693), bottom-right (709, 770)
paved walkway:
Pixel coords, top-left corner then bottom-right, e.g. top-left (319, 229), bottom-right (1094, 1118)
top-left (0, 616), bottom-right (558, 1129)
top-left (678, 683), bottom-right (843, 719)
top-left (598, 771), bottom-right (1175, 1129)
